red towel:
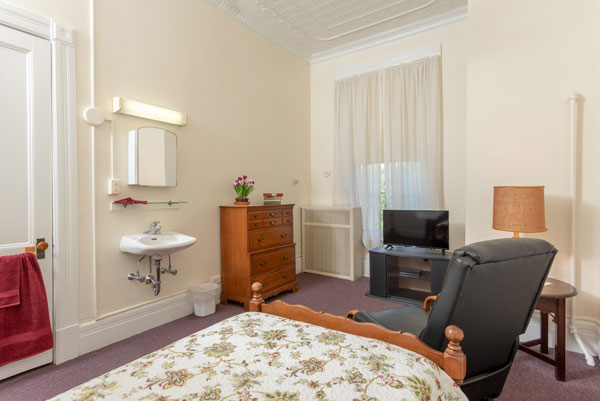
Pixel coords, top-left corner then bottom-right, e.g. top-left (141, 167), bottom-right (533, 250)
top-left (0, 253), bottom-right (53, 367)
top-left (0, 255), bottom-right (20, 308)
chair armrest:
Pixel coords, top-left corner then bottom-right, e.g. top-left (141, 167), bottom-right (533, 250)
top-left (345, 310), bottom-right (359, 319)
top-left (424, 296), bottom-right (437, 312)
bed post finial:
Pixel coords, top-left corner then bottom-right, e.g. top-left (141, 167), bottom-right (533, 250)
top-left (249, 282), bottom-right (264, 312)
top-left (443, 325), bottom-right (466, 384)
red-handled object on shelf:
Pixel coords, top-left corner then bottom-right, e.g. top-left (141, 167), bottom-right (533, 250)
top-left (113, 197), bottom-right (148, 208)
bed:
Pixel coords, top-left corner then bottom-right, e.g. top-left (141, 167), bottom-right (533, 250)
top-left (51, 283), bottom-right (467, 401)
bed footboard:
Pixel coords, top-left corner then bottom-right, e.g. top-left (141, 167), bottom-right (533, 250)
top-left (249, 282), bottom-right (466, 384)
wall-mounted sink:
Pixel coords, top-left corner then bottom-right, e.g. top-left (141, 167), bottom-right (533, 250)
top-left (120, 232), bottom-right (197, 256)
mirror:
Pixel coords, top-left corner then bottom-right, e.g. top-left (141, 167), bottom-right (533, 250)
top-left (128, 127), bottom-right (177, 186)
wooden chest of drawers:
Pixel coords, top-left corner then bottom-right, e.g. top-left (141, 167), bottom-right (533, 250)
top-left (220, 204), bottom-right (297, 310)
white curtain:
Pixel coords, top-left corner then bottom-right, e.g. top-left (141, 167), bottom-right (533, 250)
top-left (333, 56), bottom-right (443, 249)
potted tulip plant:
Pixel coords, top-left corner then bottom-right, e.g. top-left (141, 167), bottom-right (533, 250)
top-left (233, 175), bottom-right (255, 205)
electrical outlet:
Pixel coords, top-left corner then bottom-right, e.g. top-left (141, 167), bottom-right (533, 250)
top-left (108, 178), bottom-right (120, 195)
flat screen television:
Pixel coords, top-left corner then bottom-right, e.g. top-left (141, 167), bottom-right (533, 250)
top-left (383, 210), bottom-right (449, 250)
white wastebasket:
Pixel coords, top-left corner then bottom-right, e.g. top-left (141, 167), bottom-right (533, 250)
top-left (214, 283), bottom-right (221, 305)
top-left (190, 283), bottom-right (219, 317)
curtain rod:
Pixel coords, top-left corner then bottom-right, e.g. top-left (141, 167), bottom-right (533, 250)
top-left (335, 44), bottom-right (441, 81)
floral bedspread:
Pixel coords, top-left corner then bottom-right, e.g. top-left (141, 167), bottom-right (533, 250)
top-left (51, 312), bottom-right (466, 401)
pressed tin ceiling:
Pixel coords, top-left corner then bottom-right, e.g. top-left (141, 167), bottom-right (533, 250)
top-left (204, 0), bottom-right (467, 63)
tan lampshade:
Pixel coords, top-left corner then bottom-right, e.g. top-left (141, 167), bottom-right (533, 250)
top-left (493, 186), bottom-right (547, 237)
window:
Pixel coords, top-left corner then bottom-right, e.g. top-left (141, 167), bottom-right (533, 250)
top-left (334, 55), bottom-right (442, 249)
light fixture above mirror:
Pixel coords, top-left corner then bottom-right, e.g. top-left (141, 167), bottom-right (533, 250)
top-left (113, 97), bottom-right (187, 126)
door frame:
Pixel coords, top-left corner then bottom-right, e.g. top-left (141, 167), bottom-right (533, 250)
top-left (0, 2), bottom-right (79, 364)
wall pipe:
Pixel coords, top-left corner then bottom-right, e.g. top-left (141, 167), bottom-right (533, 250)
top-left (565, 92), bottom-right (596, 366)
top-left (89, 0), bottom-right (98, 320)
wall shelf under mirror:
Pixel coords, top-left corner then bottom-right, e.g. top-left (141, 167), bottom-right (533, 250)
top-left (110, 200), bottom-right (188, 212)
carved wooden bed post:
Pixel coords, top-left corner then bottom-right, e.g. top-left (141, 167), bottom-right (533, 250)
top-left (443, 325), bottom-right (466, 384)
top-left (249, 282), bottom-right (265, 312)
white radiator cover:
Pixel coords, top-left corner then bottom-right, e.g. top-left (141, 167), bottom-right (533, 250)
top-left (301, 206), bottom-right (362, 280)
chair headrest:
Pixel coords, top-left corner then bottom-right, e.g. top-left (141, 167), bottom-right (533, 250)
top-left (453, 238), bottom-right (557, 265)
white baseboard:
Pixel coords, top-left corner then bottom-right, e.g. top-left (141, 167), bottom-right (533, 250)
top-left (79, 259), bottom-right (303, 357)
top-left (79, 292), bottom-right (193, 355)
top-left (521, 312), bottom-right (600, 357)
top-left (54, 323), bottom-right (80, 364)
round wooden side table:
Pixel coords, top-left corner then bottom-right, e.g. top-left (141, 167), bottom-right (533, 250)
top-left (518, 277), bottom-right (577, 381)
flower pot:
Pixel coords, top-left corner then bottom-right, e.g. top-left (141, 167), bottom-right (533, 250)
top-left (234, 198), bottom-right (250, 205)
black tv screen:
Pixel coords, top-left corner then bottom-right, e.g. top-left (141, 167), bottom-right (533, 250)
top-left (383, 210), bottom-right (449, 250)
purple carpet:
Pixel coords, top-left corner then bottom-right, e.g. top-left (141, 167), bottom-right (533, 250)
top-left (0, 273), bottom-right (598, 400)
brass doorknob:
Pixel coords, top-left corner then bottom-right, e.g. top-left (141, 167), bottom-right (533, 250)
top-left (37, 241), bottom-right (49, 251)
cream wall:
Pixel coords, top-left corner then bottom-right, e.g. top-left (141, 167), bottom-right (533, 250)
top-left (12, 0), bottom-right (599, 330)
top-left (466, 0), bottom-right (600, 321)
top-left (10, 0), bottom-right (310, 321)
top-left (310, 21), bottom-right (468, 251)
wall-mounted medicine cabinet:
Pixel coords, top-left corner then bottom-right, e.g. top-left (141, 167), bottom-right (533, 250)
top-left (128, 127), bottom-right (177, 186)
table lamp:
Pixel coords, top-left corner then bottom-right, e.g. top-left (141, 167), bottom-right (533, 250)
top-left (493, 186), bottom-right (546, 238)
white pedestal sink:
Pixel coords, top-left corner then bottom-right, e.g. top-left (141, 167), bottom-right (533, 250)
top-left (120, 232), bottom-right (197, 256)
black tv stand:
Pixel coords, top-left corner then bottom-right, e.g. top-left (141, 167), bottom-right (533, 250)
top-left (367, 246), bottom-right (451, 306)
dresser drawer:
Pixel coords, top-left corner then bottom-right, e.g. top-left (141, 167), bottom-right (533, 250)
top-left (248, 211), bottom-right (262, 221)
top-left (282, 208), bottom-right (293, 224)
top-left (262, 210), bottom-right (282, 219)
top-left (251, 245), bottom-right (295, 276)
top-left (249, 217), bottom-right (283, 230)
top-left (263, 217), bottom-right (282, 228)
top-left (249, 226), bottom-right (293, 251)
top-left (248, 220), bottom-right (265, 230)
top-left (254, 266), bottom-right (295, 293)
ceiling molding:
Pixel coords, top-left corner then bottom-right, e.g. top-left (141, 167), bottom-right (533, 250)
top-left (311, 5), bottom-right (466, 63)
top-left (204, 0), bottom-right (467, 64)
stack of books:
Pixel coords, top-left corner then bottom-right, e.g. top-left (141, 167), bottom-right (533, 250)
top-left (263, 193), bottom-right (284, 205)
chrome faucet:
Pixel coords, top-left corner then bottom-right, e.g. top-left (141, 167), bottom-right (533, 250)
top-left (145, 221), bottom-right (161, 235)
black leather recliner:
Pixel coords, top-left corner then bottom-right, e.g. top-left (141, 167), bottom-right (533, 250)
top-left (353, 238), bottom-right (557, 401)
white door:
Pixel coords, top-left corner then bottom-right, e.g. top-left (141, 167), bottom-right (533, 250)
top-left (0, 24), bottom-right (53, 379)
